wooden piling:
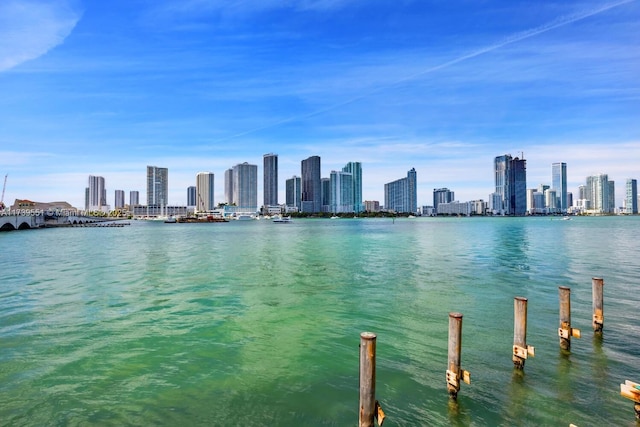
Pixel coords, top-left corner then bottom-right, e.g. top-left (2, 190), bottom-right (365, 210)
top-left (558, 286), bottom-right (580, 351)
top-left (620, 379), bottom-right (640, 421)
top-left (446, 313), bottom-right (470, 398)
top-left (513, 297), bottom-right (534, 369)
top-left (359, 332), bottom-right (377, 427)
top-left (592, 277), bottom-right (604, 333)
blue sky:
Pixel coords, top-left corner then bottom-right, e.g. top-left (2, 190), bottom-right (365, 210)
top-left (1, 0), bottom-right (638, 209)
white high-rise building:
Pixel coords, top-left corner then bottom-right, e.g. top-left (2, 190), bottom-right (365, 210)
top-left (586, 174), bottom-right (614, 214)
top-left (342, 162), bottom-right (363, 213)
top-left (129, 191), bottom-right (139, 207)
top-left (329, 170), bottom-right (354, 213)
top-left (196, 172), bottom-right (215, 212)
top-left (147, 166), bottom-right (168, 207)
top-left (232, 162), bottom-right (258, 212)
top-left (87, 175), bottom-right (106, 211)
top-left (625, 179), bottom-right (638, 214)
top-left (114, 190), bottom-right (125, 209)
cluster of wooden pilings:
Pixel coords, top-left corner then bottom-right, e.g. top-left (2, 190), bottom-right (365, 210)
top-left (358, 277), bottom-right (640, 426)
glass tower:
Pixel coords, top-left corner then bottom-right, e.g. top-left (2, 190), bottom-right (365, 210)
top-left (285, 176), bottom-right (301, 209)
top-left (232, 162), bottom-right (258, 212)
top-left (301, 155), bottom-right (321, 213)
top-left (626, 179), bottom-right (638, 214)
top-left (329, 170), bottom-right (354, 213)
top-left (552, 162), bottom-right (568, 212)
top-left (342, 162), bottom-right (363, 213)
top-left (146, 166), bottom-right (168, 207)
top-left (263, 153), bottom-right (278, 207)
top-left (493, 155), bottom-right (526, 215)
top-left (187, 187), bottom-right (196, 207)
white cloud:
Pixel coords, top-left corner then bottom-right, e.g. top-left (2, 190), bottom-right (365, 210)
top-left (0, 0), bottom-right (82, 72)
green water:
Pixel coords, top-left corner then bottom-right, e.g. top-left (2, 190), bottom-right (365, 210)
top-left (1, 216), bottom-right (639, 426)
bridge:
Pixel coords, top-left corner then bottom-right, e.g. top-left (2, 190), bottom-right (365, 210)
top-left (0, 212), bottom-right (107, 231)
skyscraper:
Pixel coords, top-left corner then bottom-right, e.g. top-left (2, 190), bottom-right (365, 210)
top-left (493, 155), bottom-right (526, 215)
top-left (87, 175), bottom-right (106, 211)
top-left (384, 168), bottom-right (417, 214)
top-left (433, 188), bottom-right (454, 214)
top-left (586, 174), bottom-right (614, 213)
top-left (196, 172), bottom-right (215, 212)
top-left (232, 162), bottom-right (258, 212)
top-left (114, 190), bottom-right (125, 209)
top-left (552, 162), bottom-right (568, 212)
top-left (147, 166), bottom-right (168, 207)
top-left (342, 162), bottom-right (363, 213)
top-left (224, 168), bottom-right (233, 204)
top-left (187, 186), bottom-right (196, 207)
top-left (263, 153), bottom-right (278, 207)
top-left (301, 155), bottom-right (321, 213)
top-left (285, 176), bottom-right (301, 209)
top-left (129, 191), bottom-right (139, 207)
top-left (626, 179), bottom-right (638, 214)
top-left (329, 170), bottom-right (354, 213)
top-left (321, 177), bottom-right (330, 212)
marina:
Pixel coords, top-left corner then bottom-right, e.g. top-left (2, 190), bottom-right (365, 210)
top-left (1, 216), bottom-right (639, 425)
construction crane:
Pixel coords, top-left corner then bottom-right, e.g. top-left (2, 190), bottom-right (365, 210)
top-left (0, 174), bottom-right (7, 211)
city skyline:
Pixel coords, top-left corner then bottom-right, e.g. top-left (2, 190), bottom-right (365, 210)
top-left (1, 1), bottom-right (638, 208)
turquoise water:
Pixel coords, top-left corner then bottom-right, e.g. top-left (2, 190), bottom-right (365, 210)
top-left (1, 216), bottom-right (639, 426)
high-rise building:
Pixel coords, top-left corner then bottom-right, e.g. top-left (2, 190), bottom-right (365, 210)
top-left (493, 155), bottom-right (526, 215)
top-left (224, 169), bottom-right (233, 204)
top-left (285, 176), bottom-right (301, 209)
top-left (544, 189), bottom-right (558, 213)
top-left (321, 177), bottom-right (330, 213)
top-left (147, 166), bottom-right (168, 207)
top-left (232, 162), bottom-right (258, 212)
top-left (585, 174), bottom-right (614, 213)
top-left (87, 175), bottom-right (106, 211)
top-left (626, 179), bottom-right (638, 214)
top-left (384, 168), bottom-right (417, 214)
top-left (114, 190), bottom-right (125, 209)
top-left (329, 170), bottom-right (354, 213)
top-left (342, 162), bottom-right (363, 213)
top-left (433, 188), bottom-right (454, 214)
top-left (196, 172), bottom-right (215, 212)
top-left (578, 185), bottom-right (588, 200)
top-left (364, 200), bottom-right (380, 212)
top-left (301, 155), bottom-right (321, 213)
top-left (263, 153), bottom-right (278, 207)
top-left (187, 186), bottom-right (196, 208)
top-left (552, 162), bottom-right (568, 212)
top-left (129, 191), bottom-right (139, 207)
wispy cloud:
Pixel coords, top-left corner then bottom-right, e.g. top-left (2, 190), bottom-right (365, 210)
top-left (0, 0), bottom-right (82, 72)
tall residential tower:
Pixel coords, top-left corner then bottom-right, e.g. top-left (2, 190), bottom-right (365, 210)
top-left (301, 155), bottom-right (321, 213)
top-left (87, 175), bottom-right (106, 211)
top-left (263, 153), bottom-right (278, 207)
top-left (196, 172), bottom-right (215, 212)
top-left (552, 162), bottom-right (568, 212)
top-left (342, 162), bottom-right (363, 213)
top-left (231, 162), bottom-right (258, 212)
top-left (493, 154), bottom-right (526, 215)
top-left (147, 166), bottom-right (168, 207)
top-left (384, 168), bottom-right (417, 214)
